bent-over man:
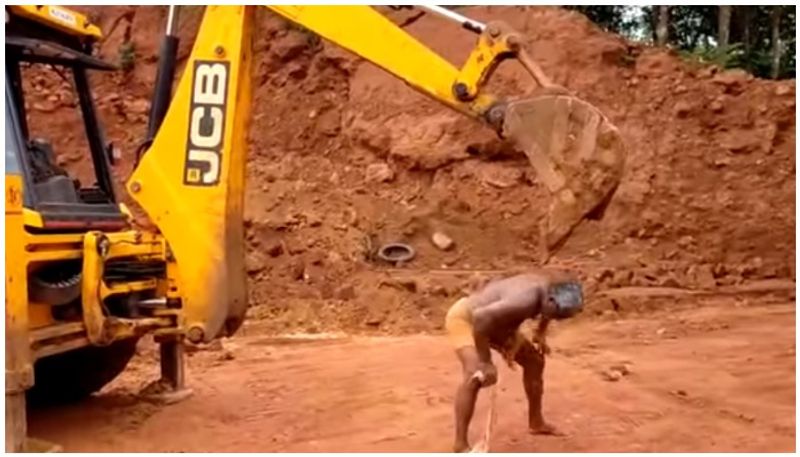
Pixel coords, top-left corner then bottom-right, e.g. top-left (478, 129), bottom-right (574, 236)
top-left (445, 271), bottom-right (584, 452)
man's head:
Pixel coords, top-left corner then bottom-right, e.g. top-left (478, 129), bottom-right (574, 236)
top-left (544, 280), bottom-right (584, 320)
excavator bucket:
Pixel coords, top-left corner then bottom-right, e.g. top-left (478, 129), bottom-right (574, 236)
top-left (502, 94), bottom-right (627, 255)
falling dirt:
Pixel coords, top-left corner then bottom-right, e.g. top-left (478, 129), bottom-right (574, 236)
top-left (18, 5), bottom-right (796, 452)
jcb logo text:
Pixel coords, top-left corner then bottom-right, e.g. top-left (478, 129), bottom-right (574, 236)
top-left (184, 61), bottom-right (229, 186)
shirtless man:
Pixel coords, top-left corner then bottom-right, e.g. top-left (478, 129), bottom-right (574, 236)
top-left (444, 272), bottom-right (584, 452)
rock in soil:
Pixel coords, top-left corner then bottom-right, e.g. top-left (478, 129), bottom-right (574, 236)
top-left (365, 163), bottom-right (395, 183)
top-left (334, 285), bottom-right (357, 300)
top-left (601, 369), bottom-right (622, 382)
top-left (431, 232), bottom-right (455, 251)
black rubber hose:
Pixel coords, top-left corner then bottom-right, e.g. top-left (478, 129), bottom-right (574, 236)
top-left (146, 35), bottom-right (179, 141)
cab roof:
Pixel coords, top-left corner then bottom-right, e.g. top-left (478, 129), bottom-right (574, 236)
top-left (7, 5), bottom-right (102, 42)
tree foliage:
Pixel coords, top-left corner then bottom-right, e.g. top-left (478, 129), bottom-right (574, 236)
top-left (564, 6), bottom-right (638, 36)
top-left (565, 5), bottom-right (796, 80)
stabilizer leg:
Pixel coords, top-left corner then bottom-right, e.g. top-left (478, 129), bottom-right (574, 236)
top-left (140, 335), bottom-right (193, 404)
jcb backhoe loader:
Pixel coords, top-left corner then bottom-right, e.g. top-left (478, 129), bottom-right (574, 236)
top-left (5, 5), bottom-right (625, 451)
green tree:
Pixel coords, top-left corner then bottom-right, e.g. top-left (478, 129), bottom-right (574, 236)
top-left (565, 5), bottom-right (796, 80)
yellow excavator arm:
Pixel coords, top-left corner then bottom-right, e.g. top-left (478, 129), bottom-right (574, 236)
top-left (127, 5), bottom-right (626, 344)
top-left (267, 6), bottom-right (497, 117)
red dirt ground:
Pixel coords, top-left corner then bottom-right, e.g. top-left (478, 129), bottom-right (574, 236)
top-left (29, 290), bottom-right (794, 452)
top-left (18, 5), bottom-right (796, 452)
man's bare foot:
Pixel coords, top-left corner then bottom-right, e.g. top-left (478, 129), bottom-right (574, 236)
top-left (454, 442), bottom-right (471, 453)
top-left (529, 421), bottom-right (564, 436)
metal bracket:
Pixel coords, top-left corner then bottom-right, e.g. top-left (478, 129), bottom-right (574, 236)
top-left (452, 21), bottom-right (519, 102)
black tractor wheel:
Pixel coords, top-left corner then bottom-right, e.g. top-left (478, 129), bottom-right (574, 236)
top-left (27, 338), bottom-right (139, 406)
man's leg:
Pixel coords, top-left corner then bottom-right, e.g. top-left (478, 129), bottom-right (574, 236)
top-left (515, 341), bottom-right (560, 435)
top-left (454, 346), bottom-right (482, 452)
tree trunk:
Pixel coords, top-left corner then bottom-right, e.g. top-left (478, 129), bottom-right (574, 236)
top-left (655, 6), bottom-right (669, 47)
top-left (737, 6), bottom-right (752, 71)
top-left (771, 6), bottom-right (782, 79)
top-left (718, 6), bottom-right (732, 48)
top-left (741, 7), bottom-right (751, 54)
top-left (648, 7), bottom-right (658, 43)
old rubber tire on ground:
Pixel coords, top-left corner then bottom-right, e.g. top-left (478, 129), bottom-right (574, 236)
top-left (27, 338), bottom-right (139, 406)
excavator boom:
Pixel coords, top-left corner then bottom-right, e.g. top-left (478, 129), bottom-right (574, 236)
top-left (266, 6), bottom-right (497, 117)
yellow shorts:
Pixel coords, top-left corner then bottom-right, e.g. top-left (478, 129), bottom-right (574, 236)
top-left (445, 297), bottom-right (475, 349)
top-left (445, 297), bottom-right (529, 365)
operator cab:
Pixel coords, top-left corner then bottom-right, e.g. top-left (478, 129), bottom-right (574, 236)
top-left (5, 6), bottom-right (127, 232)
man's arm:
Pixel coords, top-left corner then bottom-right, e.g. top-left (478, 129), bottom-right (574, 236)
top-left (472, 304), bottom-right (499, 364)
top-left (537, 316), bottom-right (550, 335)
top-left (533, 316), bottom-right (551, 355)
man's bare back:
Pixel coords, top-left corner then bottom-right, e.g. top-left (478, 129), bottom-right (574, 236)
top-left (468, 274), bottom-right (549, 345)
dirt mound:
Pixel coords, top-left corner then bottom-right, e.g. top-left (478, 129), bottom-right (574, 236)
top-left (23, 6), bottom-right (795, 334)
